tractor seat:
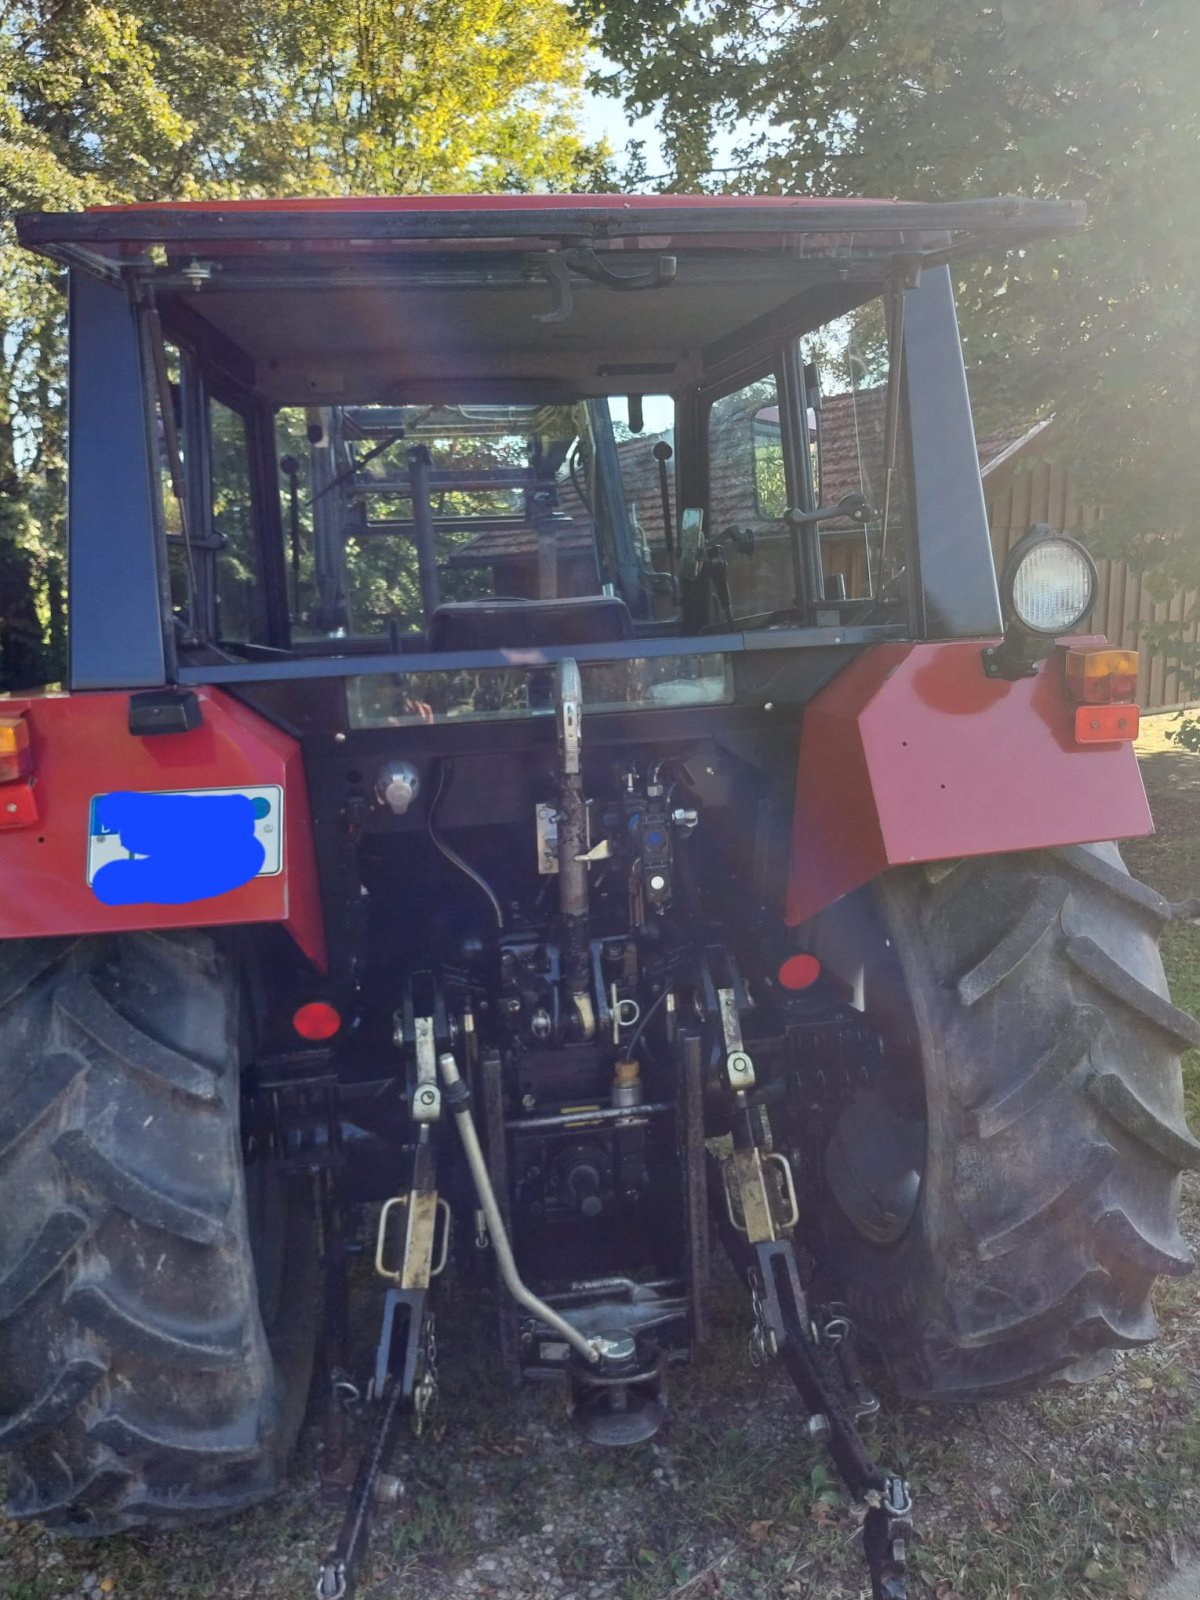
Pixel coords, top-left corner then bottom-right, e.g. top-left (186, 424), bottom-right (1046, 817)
top-left (428, 596), bottom-right (633, 651)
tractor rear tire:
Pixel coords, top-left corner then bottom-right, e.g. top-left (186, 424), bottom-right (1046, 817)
top-left (795, 843), bottom-right (1200, 1400)
top-left (0, 930), bottom-right (319, 1533)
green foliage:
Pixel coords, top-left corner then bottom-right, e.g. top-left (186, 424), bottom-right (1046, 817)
top-left (1169, 717), bottom-right (1200, 755)
top-left (240, 0), bottom-right (609, 196)
top-left (0, 0), bottom-right (610, 686)
top-left (584, 0), bottom-right (1200, 686)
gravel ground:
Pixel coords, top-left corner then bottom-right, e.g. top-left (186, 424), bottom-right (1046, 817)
top-left (1152, 1561), bottom-right (1200, 1600)
top-left (4, 714), bottom-right (1200, 1600)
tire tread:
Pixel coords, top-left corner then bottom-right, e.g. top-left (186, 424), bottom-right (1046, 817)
top-left (0, 933), bottom-right (314, 1533)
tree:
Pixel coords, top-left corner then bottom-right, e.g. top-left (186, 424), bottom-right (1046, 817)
top-left (0, 0), bottom-right (608, 686)
top-left (583, 0), bottom-right (1200, 686)
top-left (237, 0), bottom-right (608, 196)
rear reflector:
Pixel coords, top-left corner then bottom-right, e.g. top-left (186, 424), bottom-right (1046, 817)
top-left (1075, 703), bottom-right (1140, 744)
top-left (292, 1001), bottom-right (342, 1041)
top-left (1064, 647), bottom-right (1139, 705)
top-left (0, 783), bottom-right (38, 829)
top-left (0, 717), bottom-right (32, 783)
top-left (779, 953), bottom-right (822, 990)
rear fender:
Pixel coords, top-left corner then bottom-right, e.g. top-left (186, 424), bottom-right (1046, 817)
top-left (0, 687), bottom-right (326, 970)
top-left (786, 641), bottom-right (1152, 926)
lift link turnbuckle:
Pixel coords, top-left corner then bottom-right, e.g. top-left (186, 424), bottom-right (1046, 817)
top-left (717, 978), bottom-right (801, 1251)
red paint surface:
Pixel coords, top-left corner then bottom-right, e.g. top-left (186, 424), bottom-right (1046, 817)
top-left (80, 194), bottom-right (915, 262)
top-left (786, 642), bottom-right (1154, 926)
top-left (0, 688), bottom-right (326, 970)
top-left (90, 195), bottom-right (905, 215)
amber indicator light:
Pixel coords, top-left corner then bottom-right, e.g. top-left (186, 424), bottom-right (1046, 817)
top-left (0, 717), bottom-right (32, 784)
top-left (1064, 647), bottom-right (1139, 706)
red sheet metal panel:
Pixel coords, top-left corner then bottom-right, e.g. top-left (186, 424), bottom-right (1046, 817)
top-left (786, 642), bottom-right (1153, 926)
top-left (89, 194), bottom-right (909, 216)
top-left (0, 687), bottom-right (326, 970)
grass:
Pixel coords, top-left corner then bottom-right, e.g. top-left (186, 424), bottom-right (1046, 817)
top-left (5, 715), bottom-right (1200, 1600)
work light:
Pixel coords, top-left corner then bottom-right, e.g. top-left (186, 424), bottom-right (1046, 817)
top-left (1005, 532), bottom-right (1097, 636)
top-left (983, 524), bottom-right (1098, 678)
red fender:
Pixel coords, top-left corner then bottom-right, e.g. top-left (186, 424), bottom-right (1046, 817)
top-left (786, 641), bottom-right (1152, 926)
top-left (0, 687), bottom-right (326, 970)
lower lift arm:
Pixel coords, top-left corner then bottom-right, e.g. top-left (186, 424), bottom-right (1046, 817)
top-left (715, 1011), bottom-right (913, 1600)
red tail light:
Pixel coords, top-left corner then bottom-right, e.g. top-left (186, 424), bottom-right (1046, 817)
top-left (779, 953), bottom-right (822, 990)
top-left (293, 1001), bottom-right (342, 1041)
top-left (0, 716), bottom-right (38, 829)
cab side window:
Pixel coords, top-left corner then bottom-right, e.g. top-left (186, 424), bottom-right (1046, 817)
top-left (707, 373), bottom-right (790, 620)
top-left (210, 398), bottom-right (266, 644)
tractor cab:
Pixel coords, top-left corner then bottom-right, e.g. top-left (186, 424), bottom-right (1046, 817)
top-left (20, 194), bottom-right (1081, 703)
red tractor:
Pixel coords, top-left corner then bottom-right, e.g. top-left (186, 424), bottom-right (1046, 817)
top-left (4, 195), bottom-right (1195, 1598)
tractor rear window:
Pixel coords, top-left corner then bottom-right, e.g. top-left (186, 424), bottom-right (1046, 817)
top-left (181, 294), bottom-right (912, 663)
top-left (274, 397), bottom-right (678, 644)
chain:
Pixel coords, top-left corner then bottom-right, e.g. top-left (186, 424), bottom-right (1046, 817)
top-left (747, 1272), bottom-right (777, 1366)
top-left (412, 1309), bottom-right (439, 1437)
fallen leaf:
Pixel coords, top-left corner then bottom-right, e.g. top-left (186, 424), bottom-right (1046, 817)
top-left (747, 1520), bottom-right (774, 1543)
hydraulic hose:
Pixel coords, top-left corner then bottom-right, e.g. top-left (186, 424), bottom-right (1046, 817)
top-left (427, 759), bottom-right (504, 930)
top-left (437, 1053), bottom-right (600, 1365)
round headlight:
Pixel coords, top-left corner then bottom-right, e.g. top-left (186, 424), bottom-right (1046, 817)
top-left (1004, 533), bottom-right (1097, 636)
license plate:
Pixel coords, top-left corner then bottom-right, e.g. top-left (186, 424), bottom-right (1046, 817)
top-left (87, 785), bottom-right (284, 885)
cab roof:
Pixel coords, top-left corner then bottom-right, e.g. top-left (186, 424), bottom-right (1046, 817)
top-left (17, 194), bottom-right (1082, 403)
top-left (19, 191), bottom-right (1081, 255)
